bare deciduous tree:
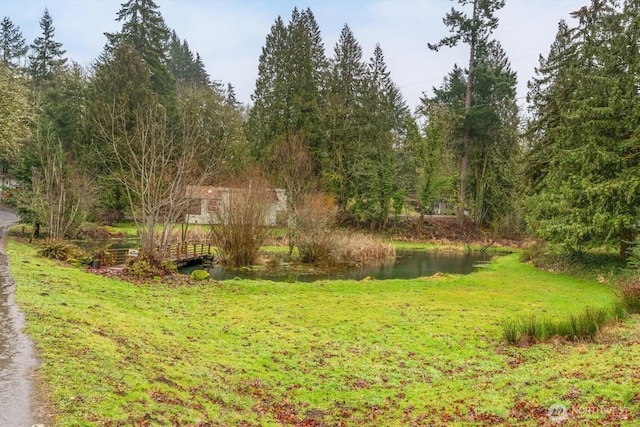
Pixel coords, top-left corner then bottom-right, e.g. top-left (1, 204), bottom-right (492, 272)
top-left (270, 134), bottom-right (316, 255)
top-left (96, 92), bottom-right (223, 263)
top-left (16, 123), bottom-right (94, 239)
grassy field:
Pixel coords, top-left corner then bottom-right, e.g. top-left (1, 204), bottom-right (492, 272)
top-left (9, 240), bottom-right (640, 426)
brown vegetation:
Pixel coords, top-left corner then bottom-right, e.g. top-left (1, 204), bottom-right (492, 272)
top-left (209, 171), bottom-right (274, 268)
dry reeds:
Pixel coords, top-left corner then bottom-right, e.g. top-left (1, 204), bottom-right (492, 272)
top-left (329, 232), bottom-right (396, 266)
top-left (209, 171), bottom-right (274, 268)
top-left (295, 193), bottom-right (395, 266)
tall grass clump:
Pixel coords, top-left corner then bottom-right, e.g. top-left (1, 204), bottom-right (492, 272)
top-left (564, 307), bottom-right (608, 341)
top-left (295, 194), bottom-right (395, 266)
top-left (617, 282), bottom-right (640, 314)
top-left (502, 320), bottom-right (519, 344)
top-left (518, 315), bottom-right (542, 343)
top-left (502, 304), bottom-right (624, 345)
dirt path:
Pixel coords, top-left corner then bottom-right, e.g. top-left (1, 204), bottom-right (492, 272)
top-left (0, 206), bottom-right (50, 426)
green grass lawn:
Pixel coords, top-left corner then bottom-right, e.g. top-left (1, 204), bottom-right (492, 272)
top-left (9, 240), bottom-right (640, 426)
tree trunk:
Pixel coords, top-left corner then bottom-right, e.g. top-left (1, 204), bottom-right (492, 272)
top-left (458, 0), bottom-right (478, 225)
top-left (620, 228), bottom-right (633, 260)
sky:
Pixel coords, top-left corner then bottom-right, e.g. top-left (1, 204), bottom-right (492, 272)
top-left (1, 0), bottom-right (588, 111)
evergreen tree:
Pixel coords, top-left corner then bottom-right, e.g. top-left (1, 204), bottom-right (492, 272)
top-left (354, 44), bottom-right (411, 228)
top-left (417, 67), bottom-right (467, 214)
top-left (324, 24), bottom-right (367, 212)
top-left (167, 30), bottom-right (210, 87)
top-left (467, 40), bottom-right (519, 226)
top-left (246, 8), bottom-right (328, 166)
top-left (105, 0), bottom-right (174, 98)
top-left (0, 63), bottom-right (31, 161)
top-left (524, 20), bottom-right (577, 191)
top-left (224, 82), bottom-right (240, 108)
top-left (192, 52), bottom-right (210, 87)
top-left (0, 16), bottom-right (28, 68)
top-left (526, 0), bottom-right (640, 258)
top-left (246, 16), bottom-right (288, 160)
top-left (429, 0), bottom-right (506, 222)
top-left (28, 8), bottom-right (67, 82)
top-left (424, 39), bottom-right (519, 228)
top-left (87, 43), bottom-right (156, 217)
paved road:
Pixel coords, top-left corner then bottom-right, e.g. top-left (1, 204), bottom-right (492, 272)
top-left (0, 206), bottom-right (49, 426)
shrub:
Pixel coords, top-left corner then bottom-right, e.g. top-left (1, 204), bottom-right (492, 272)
top-left (190, 269), bottom-right (210, 281)
top-left (162, 260), bottom-right (178, 275)
top-left (77, 223), bottom-right (112, 240)
top-left (95, 209), bottom-right (125, 226)
top-left (610, 301), bottom-right (628, 322)
top-left (518, 315), bottom-right (541, 343)
top-left (124, 259), bottom-right (155, 278)
top-left (124, 255), bottom-right (176, 278)
top-left (210, 171), bottom-right (274, 268)
top-left (92, 246), bottom-right (115, 268)
top-left (627, 236), bottom-right (640, 270)
top-left (37, 239), bottom-right (76, 261)
top-left (296, 193), bottom-right (337, 264)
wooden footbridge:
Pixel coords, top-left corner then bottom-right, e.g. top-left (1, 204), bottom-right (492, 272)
top-left (105, 243), bottom-right (214, 267)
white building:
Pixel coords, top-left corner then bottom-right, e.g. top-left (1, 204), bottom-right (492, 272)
top-left (185, 185), bottom-right (287, 226)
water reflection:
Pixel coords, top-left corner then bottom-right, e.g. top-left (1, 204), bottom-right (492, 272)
top-left (182, 249), bottom-right (497, 282)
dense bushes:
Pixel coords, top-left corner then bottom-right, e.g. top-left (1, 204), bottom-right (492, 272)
top-left (296, 193), bottom-right (337, 264)
top-left (37, 239), bottom-right (78, 261)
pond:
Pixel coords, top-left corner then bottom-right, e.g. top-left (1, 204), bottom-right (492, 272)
top-left (180, 249), bottom-right (498, 282)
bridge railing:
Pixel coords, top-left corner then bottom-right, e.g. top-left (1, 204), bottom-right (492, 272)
top-left (165, 243), bottom-right (214, 263)
top-left (103, 242), bottom-right (214, 266)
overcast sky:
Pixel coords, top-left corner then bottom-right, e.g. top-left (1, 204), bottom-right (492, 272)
top-left (2, 0), bottom-right (587, 111)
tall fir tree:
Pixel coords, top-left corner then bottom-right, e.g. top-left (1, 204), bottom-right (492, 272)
top-left (429, 0), bottom-right (506, 222)
top-left (525, 0), bottom-right (640, 258)
top-left (246, 8), bottom-right (328, 168)
top-left (467, 40), bottom-right (519, 226)
top-left (104, 0), bottom-right (174, 98)
top-left (324, 24), bottom-right (367, 212)
top-left (246, 16), bottom-right (288, 160)
top-left (28, 8), bottom-right (67, 82)
top-left (167, 30), bottom-right (210, 87)
top-left (426, 39), bottom-right (519, 228)
top-left (354, 44), bottom-right (411, 228)
top-left (1, 16), bottom-right (28, 68)
top-left (525, 20), bottom-right (577, 191)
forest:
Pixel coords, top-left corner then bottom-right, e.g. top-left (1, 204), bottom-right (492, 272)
top-left (1, 0), bottom-right (639, 261)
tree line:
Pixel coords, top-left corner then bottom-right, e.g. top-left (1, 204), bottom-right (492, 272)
top-left (0, 0), bottom-right (637, 260)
